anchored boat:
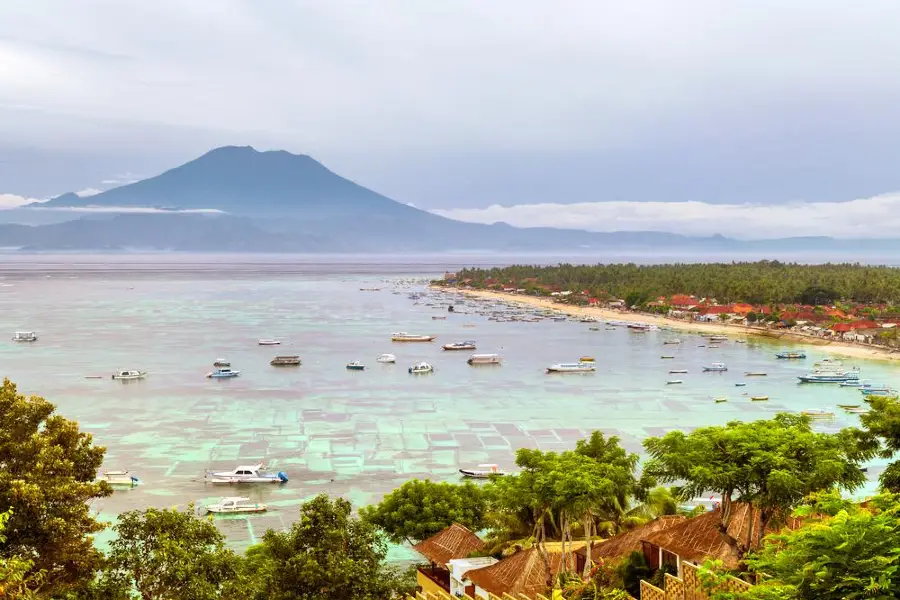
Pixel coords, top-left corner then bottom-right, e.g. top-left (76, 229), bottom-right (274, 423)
top-left (205, 497), bottom-right (267, 514)
top-left (408, 361), bottom-right (434, 374)
top-left (468, 353), bottom-right (502, 365)
top-left (270, 355), bottom-right (301, 366)
top-left (111, 370), bottom-right (147, 381)
top-left (443, 341), bottom-right (477, 351)
top-left (207, 368), bottom-right (240, 379)
top-left (376, 353), bottom-right (396, 363)
top-left (12, 331), bottom-right (37, 342)
top-left (703, 363), bottom-right (728, 372)
top-left (100, 470), bottom-right (140, 487)
top-left (346, 360), bottom-right (366, 371)
top-left (258, 339), bottom-right (281, 346)
top-left (546, 362), bottom-right (596, 374)
top-left (775, 351), bottom-right (806, 359)
top-left (206, 464), bottom-right (288, 484)
top-left (391, 332), bottom-right (436, 342)
top-left (459, 464), bottom-right (505, 478)
top-left (213, 358), bottom-right (231, 367)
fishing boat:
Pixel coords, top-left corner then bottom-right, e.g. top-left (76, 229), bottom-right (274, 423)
top-left (735, 382), bottom-right (747, 387)
top-left (408, 361), bottom-right (434, 374)
top-left (207, 368), bottom-right (240, 379)
top-left (745, 371), bottom-right (768, 377)
top-left (391, 332), bottom-right (436, 342)
top-left (213, 358), bottom-right (231, 367)
top-left (459, 464), bottom-right (505, 478)
top-left (111, 370), bottom-right (147, 381)
top-left (258, 339), bottom-right (281, 346)
top-left (546, 362), bottom-right (596, 374)
top-left (703, 363), bottom-right (728, 372)
top-left (667, 379), bottom-right (683, 385)
top-left (714, 397), bottom-right (728, 403)
top-left (346, 361), bottom-right (366, 371)
top-left (579, 356), bottom-right (596, 362)
top-left (661, 355), bottom-right (675, 359)
top-left (860, 386), bottom-right (894, 395)
top-left (443, 341), bottom-right (477, 351)
top-left (663, 339), bottom-right (682, 345)
top-left (837, 403), bottom-right (861, 409)
top-left (100, 470), bottom-right (140, 486)
top-left (206, 464), bottom-right (288, 484)
top-left (270, 355), bottom-right (301, 366)
top-left (669, 369), bottom-right (688, 374)
top-left (801, 409), bottom-right (835, 419)
top-left (468, 353), bottom-right (502, 365)
top-left (12, 331), bottom-right (37, 342)
top-left (205, 497), bottom-right (267, 514)
top-left (751, 396), bottom-right (770, 401)
top-left (846, 407), bottom-right (871, 414)
top-left (775, 351), bottom-right (807, 359)
top-left (376, 353), bottom-right (396, 363)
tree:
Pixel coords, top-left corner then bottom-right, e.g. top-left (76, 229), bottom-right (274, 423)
top-left (857, 395), bottom-right (900, 492)
top-left (239, 494), bottom-right (400, 600)
top-left (0, 511), bottom-right (41, 599)
top-left (746, 311), bottom-right (758, 323)
top-left (643, 413), bottom-right (867, 560)
top-left (0, 378), bottom-right (111, 595)
top-left (359, 479), bottom-right (489, 544)
top-left (99, 506), bottom-right (239, 600)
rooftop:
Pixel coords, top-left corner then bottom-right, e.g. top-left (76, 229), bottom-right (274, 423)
top-left (412, 523), bottom-right (485, 569)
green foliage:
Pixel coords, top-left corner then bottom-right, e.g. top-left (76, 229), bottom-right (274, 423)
top-left (746, 311), bottom-right (758, 323)
top-left (857, 395), bottom-right (900, 491)
top-left (618, 551), bottom-right (652, 598)
top-left (238, 494), bottom-right (399, 600)
top-left (643, 413), bottom-right (867, 555)
top-left (0, 510), bottom-right (42, 599)
top-left (359, 479), bottom-right (489, 544)
top-left (0, 378), bottom-right (111, 596)
top-left (100, 505), bottom-right (239, 600)
top-left (447, 261), bottom-right (900, 304)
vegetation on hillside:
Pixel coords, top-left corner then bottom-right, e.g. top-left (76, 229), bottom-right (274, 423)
top-left (445, 261), bottom-right (900, 305)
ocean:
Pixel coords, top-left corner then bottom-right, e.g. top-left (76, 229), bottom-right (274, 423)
top-left (0, 254), bottom-right (894, 551)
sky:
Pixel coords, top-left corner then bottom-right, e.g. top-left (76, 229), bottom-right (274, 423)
top-left (3, 1), bottom-right (900, 237)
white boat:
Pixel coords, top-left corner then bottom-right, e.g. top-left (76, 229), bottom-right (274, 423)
top-left (547, 362), bottom-right (596, 374)
top-left (213, 358), bottom-right (231, 367)
top-left (443, 341), bottom-right (477, 351)
top-left (468, 353), bottom-right (502, 365)
top-left (703, 363), bottom-right (728, 372)
top-left (408, 361), bottom-right (434, 374)
top-left (459, 464), bottom-right (505, 478)
top-left (346, 360), bottom-right (366, 371)
top-left (392, 332), bottom-right (436, 342)
top-left (376, 353), bottom-right (396, 363)
top-left (258, 339), bottom-right (281, 346)
top-left (100, 470), bottom-right (140, 486)
top-left (207, 368), bottom-right (241, 379)
top-left (111, 370), bottom-right (147, 381)
top-left (12, 331), bottom-right (37, 342)
top-left (206, 464), bottom-right (288, 484)
top-left (205, 496), bottom-right (268, 514)
top-left (669, 369), bottom-right (688, 374)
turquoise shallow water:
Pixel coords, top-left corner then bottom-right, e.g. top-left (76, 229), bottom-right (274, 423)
top-left (0, 262), bottom-right (896, 550)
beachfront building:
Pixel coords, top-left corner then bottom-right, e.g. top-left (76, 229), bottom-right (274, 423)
top-left (412, 523), bottom-right (486, 596)
top-left (573, 515), bottom-right (686, 574)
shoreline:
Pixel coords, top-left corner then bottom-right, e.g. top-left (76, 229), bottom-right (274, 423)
top-left (440, 287), bottom-right (900, 363)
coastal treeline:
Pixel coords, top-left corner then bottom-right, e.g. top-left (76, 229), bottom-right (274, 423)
top-left (5, 377), bottom-right (900, 599)
top-left (447, 261), bottom-right (900, 305)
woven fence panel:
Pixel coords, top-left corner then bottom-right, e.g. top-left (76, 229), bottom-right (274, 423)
top-left (665, 573), bottom-right (685, 600)
top-left (640, 580), bottom-right (667, 600)
top-left (681, 563), bottom-right (708, 600)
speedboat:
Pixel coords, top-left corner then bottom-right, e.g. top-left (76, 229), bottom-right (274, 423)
top-left (392, 332), bottom-right (436, 342)
top-left (703, 363), bottom-right (728, 372)
top-left (346, 361), bottom-right (366, 371)
top-left (206, 464), bottom-right (288, 484)
top-left (376, 353), bottom-right (396, 363)
top-left (468, 353), bottom-right (502, 365)
top-left (213, 358), bottom-right (231, 367)
top-left (546, 362), bottom-right (596, 374)
top-left (111, 370), bottom-right (147, 381)
top-left (443, 341), bottom-right (477, 351)
top-left (270, 355), bottom-right (301, 366)
top-left (205, 497), bottom-right (268, 514)
top-left (775, 351), bottom-right (807, 359)
top-left (408, 361), bottom-right (434, 374)
top-left (100, 470), bottom-right (140, 487)
top-left (207, 368), bottom-right (241, 378)
top-left (12, 331), bottom-right (37, 342)
top-left (459, 464), bottom-right (505, 478)
top-left (258, 339), bottom-right (281, 346)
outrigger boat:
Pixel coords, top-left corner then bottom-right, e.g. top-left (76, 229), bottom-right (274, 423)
top-left (459, 464), bottom-right (505, 478)
top-left (547, 362), bottom-right (596, 374)
top-left (468, 353), bottom-right (502, 365)
top-left (669, 369), bottom-right (688, 374)
top-left (270, 355), bottom-right (301, 366)
top-left (443, 341), bottom-right (477, 351)
top-left (204, 497), bottom-right (267, 514)
top-left (775, 351), bottom-right (807, 359)
top-left (258, 339), bottom-right (281, 346)
top-left (391, 332), bottom-right (436, 342)
top-left (206, 464), bottom-right (288, 484)
top-left (703, 363), bottom-right (728, 372)
top-left (111, 370), bottom-right (147, 381)
top-left (751, 396), bottom-right (770, 401)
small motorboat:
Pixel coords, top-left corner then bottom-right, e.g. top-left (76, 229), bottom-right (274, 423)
top-left (661, 355), bottom-right (675, 359)
top-left (258, 339), bottom-right (281, 346)
top-left (206, 464), bottom-right (288, 484)
top-left (12, 331), bottom-right (37, 342)
top-left (546, 362), bottom-right (596, 374)
top-left (205, 497), bottom-right (267, 514)
top-left (669, 369), bottom-right (688, 374)
top-left (459, 464), bottom-right (505, 478)
top-left (579, 356), bottom-right (596, 362)
top-left (837, 403), bottom-right (861, 409)
top-left (408, 361), bottom-right (434, 374)
top-left (376, 353), bottom-right (396, 363)
top-left (751, 395), bottom-right (770, 401)
top-left (775, 351), bottom-right (807, 359)
top-left (443, 341), bottom-right (477, 351)
top-left (703, 363), bottom-right (728, 372)
top-left (468, 353), bottom-right (502, 365)
top-left (207, 368), bottom-right (240, 379)
top-left (663, 339), bottom-right (682, 345)
top-left (346, 361), bottom-right (366, 371)
top-left (112, 370), bottom-right (147, 381)
top-left (213, 358), bottom-right (231, 367)
top-left (860, 386), bottom-right (894, 395)
top-left (735, 382), bottom-right (747, 387)
top-left (432, 316), bottom-right (447, 320)
top-left (745, 372), bottom-right (768, 377)
top-left (100, 470), bottom-right (140, 487)
top-left (714, 397), bottom-right (728, 403)
top-left (391, 332), bottom-right (436, 342)
top-left (667, 380), bottom-right (683, 385)
top-left (270, 355), bottom-right (301, 366)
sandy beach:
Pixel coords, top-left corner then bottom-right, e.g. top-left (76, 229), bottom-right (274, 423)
top-left (443, 288), bottom-right (900, 363)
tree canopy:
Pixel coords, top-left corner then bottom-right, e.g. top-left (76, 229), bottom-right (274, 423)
top-left (359, 479), bottom-right (489, 544)
top-left (857, 394), bottom-right (900, 491)
top-left (0, 378), bottom-right (110, 596)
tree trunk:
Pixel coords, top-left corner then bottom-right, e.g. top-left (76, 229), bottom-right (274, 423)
top-left (582, 512), bottom-right (594, 578)
top-left (536, 517), bottom-right (553, 589)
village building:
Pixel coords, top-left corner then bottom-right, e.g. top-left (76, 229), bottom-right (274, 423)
top-left (573, 515), bottom-right (686, 574)
top-left (412, 523), bottom-right (487, 596)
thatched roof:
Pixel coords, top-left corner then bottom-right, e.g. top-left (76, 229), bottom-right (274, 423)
top-left (465, 544), bottom-right (583, 598)
top-left (574, 515), bottom-right (687, 563)
top-left (412, 523), bottom-right (485, 569)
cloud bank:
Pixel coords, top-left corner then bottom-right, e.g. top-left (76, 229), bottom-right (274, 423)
top-left (433, 192), bottom-right (900, 240)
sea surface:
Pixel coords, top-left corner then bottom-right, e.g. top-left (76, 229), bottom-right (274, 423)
top-left (0, 255), bottom-right (895, 552)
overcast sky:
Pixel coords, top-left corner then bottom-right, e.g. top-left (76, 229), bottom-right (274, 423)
top-left (3, 1), bottom-right (900, 236)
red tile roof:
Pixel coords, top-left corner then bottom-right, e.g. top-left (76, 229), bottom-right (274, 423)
top-left (412, 524), bottom-right (485, 569)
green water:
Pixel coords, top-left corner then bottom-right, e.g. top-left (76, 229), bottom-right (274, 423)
top-left (0, 265), bottom-right (895, 550)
